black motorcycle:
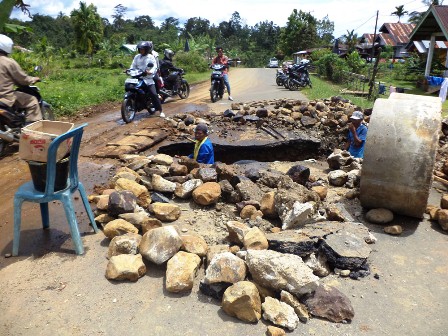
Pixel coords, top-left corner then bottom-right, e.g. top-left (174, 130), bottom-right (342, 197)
top-left (209, 64), bottom-right (227, 103)
top-left (121, 63), bottom-right (157, 123)
top-left (286, 62), bottom-right (312, 90)
top-left (275, 68), bottom-right (288, 86)
top-left (159, 68), bottom-right (190, 103)
top-left (0, 78), bottom-right (54, 156)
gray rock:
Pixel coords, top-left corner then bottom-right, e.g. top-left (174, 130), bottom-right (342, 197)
top-left (279, 201), bottom-right (315, 230)
top-left (152, 174), bottom-right (176, 193)
top-left (236, 179), bottom-right (264, 202)
top-left (108, 233), bottom-right (142, 259)
top-left (301, 116), bottom-right (318, 127)
top-left (198, 168), bottom-right (218, 182)
top-left (303, 253), bottom-right (331, 277)
top-left (246, 250), bottom-right (319, 296)
top-left (328, 170), bottom-right (348, 187)
top-left (365, 208), bottom-right (394, 224)
top-left (258, 170), bottom-right (295, 189)
top-left (151, 192), bottom-right (171, 204)
top-left (327, 150), bottom-right (353, 170)
top-left (108, 191), bottom-right (137, 216)
top-left (219, 180), bottom-right (241, 203)
top-left (262, 297), bottom-right (300, 331)
top-left (345, 169), bottom-right (360, 189)
top-left (302, 284), bottom-right (354, 322)
top-left (204, 252), bottom-right (247, 284)
top-left (139, 226), bottom-right (183, 264)
top-left (286, 165), bottom-right (310, 186)
top-left (175, 179), bottom-right (203, 199)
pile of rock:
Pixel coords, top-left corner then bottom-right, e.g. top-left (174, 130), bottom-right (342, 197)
top-left (426, 193), bottom-right (448, 231)
top-left (89, 152), bottom-right (377, 332)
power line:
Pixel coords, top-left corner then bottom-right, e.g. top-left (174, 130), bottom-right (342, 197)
top-left (353, 14), bottom-right (377, 31)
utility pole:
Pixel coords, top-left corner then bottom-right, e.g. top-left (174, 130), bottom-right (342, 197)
top-left (371, 10), bottom-right (379, 61)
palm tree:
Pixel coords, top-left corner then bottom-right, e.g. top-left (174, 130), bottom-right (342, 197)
top-left (391, 5), bottom-right (408, 22)
top-left (343, 29), bottom-right (359, 53)
top-left (70, 2), bottom-right (103, 55)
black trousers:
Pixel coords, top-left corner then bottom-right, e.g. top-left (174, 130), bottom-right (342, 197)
top-left (147, 84), bottom-right (162, 112)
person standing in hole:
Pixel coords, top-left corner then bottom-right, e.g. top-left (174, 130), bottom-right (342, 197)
top-left (188, 123), bottom-right (214, 164)
top-left (344, 111), bottom-right (368, 158)
top-left (212, 46), bottom-right (233, 101)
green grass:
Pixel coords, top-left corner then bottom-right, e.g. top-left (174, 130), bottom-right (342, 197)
top-left (184, 71), bottom-right (209, 85)
top-left (304, 75), bottom-right (374, 110)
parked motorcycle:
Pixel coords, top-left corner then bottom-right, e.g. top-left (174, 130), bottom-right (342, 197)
top-left (209, 64), bottom-right (228, 103)
top-left (159, 68), bottom-right (190, 103)
top-left (121, 63), bottom-right (156, 123)
top-left (275, 68), bottom-right (288, 86)
top-left (0, 69), bottom-right (54, 156)
top-left (286, 62), bottom-right (312, 91)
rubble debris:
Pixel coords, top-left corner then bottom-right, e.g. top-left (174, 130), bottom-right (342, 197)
top-left (139, 226), bottom-right (183, 264)
top-left (384, 225), bottom-right (403, 235)
top-left (262, 297), bottom-right (300, 331)
top-left (105, 254), bottom-right (146, 282)
top-left (280, 290), bottom-right (310, 323)
top-left (103, 219), bottom-right (138, 239)
top-left (365, 208), bottom-right (394, 224)
top-left (222, 281), bottom-right (262, 323)
top-left (108, 233), bottom-right (142, 259)
top-left (166, 251), bottom-right (201, 293)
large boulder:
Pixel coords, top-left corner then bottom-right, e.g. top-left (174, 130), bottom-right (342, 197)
top-left (192, 182), bottom-right (221, 205)
top-left (174, 179), bottom-right (203, 199)
top-left (262, 297), bottom-right (300, 331)
top-left (108, 191), bottom-right (137, 216)
top-left (152, 174), bottom-right (177, 193)
top-left (114, 178), bottom-right (151, 207)
top-left (246, 250), bottom-right (319, 296)
top-left (222, 281), bottom-right (262, 322)
top-left (166, 251), bottom-right (201, 293)
top-left (139, 226), bottom-right (183, 264)
top-left (151, 202), bottom-right (181, 222)
top-left (302, 284), bottom-right (354, 322)
top-left (204, 252), bottom-right (247, 284)
top-left (107, 233), bottom-right (142, 258)
top-left (103, 219), bottom-right (139, 239)
top-left (105, 254), bottom-right (146, 282)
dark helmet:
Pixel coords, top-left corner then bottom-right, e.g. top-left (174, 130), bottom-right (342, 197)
top-left (215, 46), bottom-right (223, 52)
top-left (137, 41), bottom-right (153, 53)
top-left (164, 49), bottom-right (175, 61)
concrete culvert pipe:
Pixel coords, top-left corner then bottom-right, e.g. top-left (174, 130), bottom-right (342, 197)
top-left (360, 93), bottom-right (441, 218)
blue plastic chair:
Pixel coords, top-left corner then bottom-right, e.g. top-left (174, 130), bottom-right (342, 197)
top-left (13, 123), bottom-right (98, 256)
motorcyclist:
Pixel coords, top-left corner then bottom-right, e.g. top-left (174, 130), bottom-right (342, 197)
top-left (211, 46), bottom-right (232, 101)
top-left (0, 34), bottom-right (42, 124)
top-left (130, 41), bottom-right (164, 118)
top-left (159, 49), bottom-right (180, 93)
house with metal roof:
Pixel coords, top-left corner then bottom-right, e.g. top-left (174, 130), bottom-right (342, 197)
top-left (406, 5), bottom-right (448, 76)
top-left (374, 23), bottom-right (415, 58)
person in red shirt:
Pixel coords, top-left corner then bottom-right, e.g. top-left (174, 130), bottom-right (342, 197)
top-left (212, 47), bottom-right (233, 101)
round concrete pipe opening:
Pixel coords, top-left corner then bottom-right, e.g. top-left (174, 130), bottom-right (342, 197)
top-left (360, 93), bottom-right (441, 218)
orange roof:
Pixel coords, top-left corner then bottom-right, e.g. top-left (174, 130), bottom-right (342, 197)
top-left (379, 22), bottom-right (416, 45)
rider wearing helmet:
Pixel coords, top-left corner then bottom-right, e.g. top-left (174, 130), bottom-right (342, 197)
top-left (0, 34), bottom-right (42, 123)
top-left (211, 46), bottom-right (232, 101)
top-left (130, 41), bottom-right (164, 117)
top-left (159, 49), bottom-right (180, 93)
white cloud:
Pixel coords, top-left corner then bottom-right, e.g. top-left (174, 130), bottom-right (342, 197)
top-left (11, 0), bottom-right (430, 38)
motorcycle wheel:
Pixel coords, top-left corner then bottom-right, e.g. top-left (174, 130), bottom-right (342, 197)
top-left (178, 81), bottom-right (190, 99)
top-left (276, 76), bottom-right (283, 86)
top-left (284, 78), bottom-right (290, 90)
top-left (42, 105), bottom-right (55, 121)
top-left (286, 79), bottom-right (295, 91)
top-left (121, 98), bottom-right (136, 123)
top-left (0, 139), bottom-right (4, 157)
top-left (210, 86), bottom-right (219, 103)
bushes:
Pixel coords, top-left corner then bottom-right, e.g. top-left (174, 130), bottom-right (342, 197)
top-left (315, 52), bottom-right (349, 83)
top-left (173, 51), bottom-right (209, 73)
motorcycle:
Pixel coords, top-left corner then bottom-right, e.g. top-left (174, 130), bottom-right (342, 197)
top-left (121, 63), bottom-right (157, 123)
top-left (209, 64), bottom-right (228, 103)
top-left (0, 70), bottom-right (54, 156)
top-left (159, 68), bottom-right (190, 103)
top-left (286, 62), bottom-right (312, 91)
top-left (275, 68), bottom-right (289, 86)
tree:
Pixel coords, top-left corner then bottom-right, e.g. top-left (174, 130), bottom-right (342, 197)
top-left (279, 9), bottom-right (318, 56)
top-left (182, 17), bottom-right (210, 38)
top-left (316, 15), bottom-right (334, 46)
top-left (343, 29), bottom-right (358, 53)
top-left (112, 4), bottom-right (127, 30)
top-left (409, 0), bottom-right (444, 24)
top-left (70, 2), bottom-right (103, 55)
top-left (1, 0), bottom-right (31, 33)
top-left (391, 5), bottom-right (408, 22)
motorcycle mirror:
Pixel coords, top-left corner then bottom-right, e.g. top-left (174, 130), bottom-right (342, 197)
top-left (34, 65), bottom-right (42, 72)
top-left (147, 62), bottom-right (154, 68)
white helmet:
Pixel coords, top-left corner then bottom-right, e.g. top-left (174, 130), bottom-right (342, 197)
top-left (299, 59), bottom-right (310, 65)
top-left (0, 34), bottom-right (13, 54)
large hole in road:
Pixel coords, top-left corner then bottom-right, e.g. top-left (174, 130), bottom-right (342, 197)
top-left (157, 137), bottom-right (321, 164)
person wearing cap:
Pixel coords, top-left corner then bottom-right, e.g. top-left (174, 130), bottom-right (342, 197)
top-left (188, 123), bottom-right (214, 164)
top-left (344, 111), bottom-right (367, 158)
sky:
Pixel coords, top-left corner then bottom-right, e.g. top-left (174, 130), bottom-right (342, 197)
top-left (11, 0), bottom-right (432, 38)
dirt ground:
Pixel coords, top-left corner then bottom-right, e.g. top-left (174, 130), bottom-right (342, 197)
top-left (0, 68), bottom-right (447, 336)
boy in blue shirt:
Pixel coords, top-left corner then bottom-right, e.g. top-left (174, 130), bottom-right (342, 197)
top-left (344, 111), bottom-right (368, 158)
top-left (188, 123), bottom-right (215, 164)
